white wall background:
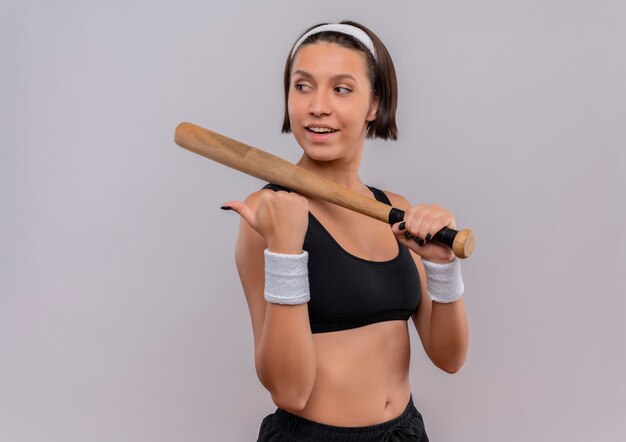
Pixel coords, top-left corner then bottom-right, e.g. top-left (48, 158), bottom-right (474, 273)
top-left (1, 1), bottom-right (625, 440)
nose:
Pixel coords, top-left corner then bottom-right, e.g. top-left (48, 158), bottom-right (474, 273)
top-left (309, 90), bottom-right (332, 117)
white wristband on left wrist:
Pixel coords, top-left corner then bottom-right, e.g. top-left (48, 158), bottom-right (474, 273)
top-left (422, 258), bottom-right (464, 303)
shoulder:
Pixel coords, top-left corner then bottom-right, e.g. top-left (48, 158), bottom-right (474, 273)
top-left (378, 189), bottom-right (411, 210)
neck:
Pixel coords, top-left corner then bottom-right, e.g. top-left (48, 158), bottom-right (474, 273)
top-left (296, 150), bottom-right (368, 193)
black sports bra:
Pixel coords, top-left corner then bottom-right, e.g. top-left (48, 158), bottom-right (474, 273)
top-left (262, 183), bottom-right (421, 333)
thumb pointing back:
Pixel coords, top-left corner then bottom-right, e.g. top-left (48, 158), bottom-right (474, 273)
top-left (221, 200), bottom-right (256, 228)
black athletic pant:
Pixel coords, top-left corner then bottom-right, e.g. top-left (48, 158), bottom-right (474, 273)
top-left (257, 395), bottom-right (429, 441)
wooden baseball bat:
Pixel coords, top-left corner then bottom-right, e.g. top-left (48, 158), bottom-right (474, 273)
top-left (175, 122), bottom-right (476, 259)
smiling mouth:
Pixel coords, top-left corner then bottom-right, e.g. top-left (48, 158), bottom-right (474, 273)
top-left (306, 126), bottom-right (338, 134)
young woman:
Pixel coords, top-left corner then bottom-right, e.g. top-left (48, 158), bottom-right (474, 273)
top-left (222, 21), bottom-right (469, 442)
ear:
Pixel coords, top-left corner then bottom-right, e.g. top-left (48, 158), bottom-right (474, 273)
top-left (366, 96), bottom-right (379, 122)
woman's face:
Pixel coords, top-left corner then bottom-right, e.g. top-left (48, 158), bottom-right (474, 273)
top-left (288, 42), bottom-right (378, 163)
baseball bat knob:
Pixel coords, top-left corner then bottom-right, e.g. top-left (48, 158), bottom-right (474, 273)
top-left (449, 228), bottom-right (476, 259)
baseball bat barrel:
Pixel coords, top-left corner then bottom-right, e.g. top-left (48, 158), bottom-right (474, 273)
top-left (175, 122), bottom-right (475, 259)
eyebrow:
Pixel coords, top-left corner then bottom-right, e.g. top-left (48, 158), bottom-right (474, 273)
top-left (292, 70), bottom-right (357, 82)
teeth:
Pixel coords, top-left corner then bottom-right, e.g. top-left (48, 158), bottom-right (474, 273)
top-left (308, 127), bottom-right (336, 133)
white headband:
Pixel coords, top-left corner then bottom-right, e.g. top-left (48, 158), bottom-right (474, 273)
top-left (290, 24), bottom-right (378, 62)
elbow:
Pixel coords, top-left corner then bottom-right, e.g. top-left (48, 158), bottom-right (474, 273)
top-left (429, 340), bottom-right (469, 375)
top-left (258, 367), bottom-right (315, 412)
top-left (271, 391), bottom-right (310, 412)
top-left (268, 379), bottom-right (314, 411)
top-left (432, 354), bottom-right (467, 374)
top-left (439, 361), bottom-right (464, 374)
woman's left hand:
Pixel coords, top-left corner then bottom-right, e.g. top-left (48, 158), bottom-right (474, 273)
top-left (391, 204), bottom-right (456, 263)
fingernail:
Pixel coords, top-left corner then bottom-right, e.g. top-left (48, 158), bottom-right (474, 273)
top-left (399, 221), bottom-right (406, 231)
top-left (404, 231), bottom-right (413, 239)
top-left (416, 237), bottom-right (425, 246)
top-left (220, 206), bottom-right (232, 211)
top-left (425, 233), bottom-right (432, 241)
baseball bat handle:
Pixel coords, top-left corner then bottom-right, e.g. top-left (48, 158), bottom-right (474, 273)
top-left (388, 208), bottom-right (475, 259)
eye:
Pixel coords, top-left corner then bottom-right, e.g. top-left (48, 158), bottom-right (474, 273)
top-left (294, 82), bottom-right (311, 92)
top-left (335, 86), bottom-right (352, 94)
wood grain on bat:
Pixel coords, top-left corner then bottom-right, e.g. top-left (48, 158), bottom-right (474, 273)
top-left (175, 122), bottom-right (392, 223)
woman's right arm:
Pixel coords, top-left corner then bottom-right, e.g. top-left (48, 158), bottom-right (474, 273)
top-left (228, 190), bottom-right (316, 411)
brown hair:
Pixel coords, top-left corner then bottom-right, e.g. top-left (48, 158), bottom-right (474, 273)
top-left (281, 20), bottom-right (399, 141)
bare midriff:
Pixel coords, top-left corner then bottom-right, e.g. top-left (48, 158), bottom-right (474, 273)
top-left (291, 320), bottom-right (413, 426)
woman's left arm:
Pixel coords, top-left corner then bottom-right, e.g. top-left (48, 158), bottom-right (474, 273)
top-left (385, 191), bottom-right (469, 374)
top-left (411, 259), bottom-right (469, 374)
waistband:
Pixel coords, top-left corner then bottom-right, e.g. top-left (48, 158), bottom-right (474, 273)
top-left (270, 395), bottom-right (422, 441)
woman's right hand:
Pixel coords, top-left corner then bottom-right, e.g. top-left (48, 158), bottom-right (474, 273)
top-left (222, 190), bottom-right (309, 254)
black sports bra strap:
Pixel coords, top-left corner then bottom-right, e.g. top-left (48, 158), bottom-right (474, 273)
top-left (367, 186), bottom-right (392, 206)
top-left (262, 183), bottom-right (292, 193)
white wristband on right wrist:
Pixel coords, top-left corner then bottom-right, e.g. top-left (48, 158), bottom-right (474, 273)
top-left (264, 249), bottom-right (310, 305)
top-left (422, 258), bottom-right (464, 303)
